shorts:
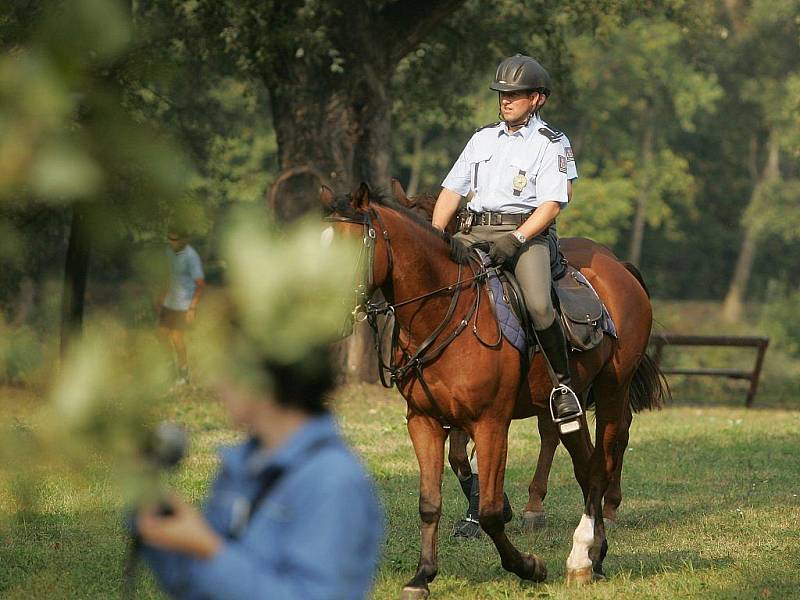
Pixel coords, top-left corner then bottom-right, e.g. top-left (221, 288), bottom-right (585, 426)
top-left (159, 307), bottom-right (188, 330)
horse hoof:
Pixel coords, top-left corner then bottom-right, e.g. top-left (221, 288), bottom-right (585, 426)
top-left (452, 519), bottom-right (481, 539)
top-left (400, 586), bottom-right (430, 600)
top-left (521, 511), bottom-right (546, 531)
top-left (566, 566), bottom-right (593, 586)
top-left (518, 553), bottom-right (547, 582)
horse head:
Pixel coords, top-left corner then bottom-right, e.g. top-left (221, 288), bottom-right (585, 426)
top-left (319, 182), bottom-right (392, 311)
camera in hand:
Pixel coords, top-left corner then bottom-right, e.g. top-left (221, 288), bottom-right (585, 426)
top-left (143, 421), bottom-right (187, 469)
top-left (141, 422), bottom-right (188, 514)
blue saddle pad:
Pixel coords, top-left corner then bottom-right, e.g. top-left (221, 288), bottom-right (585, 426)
top-left (476, 250), bottom-right (528, 354)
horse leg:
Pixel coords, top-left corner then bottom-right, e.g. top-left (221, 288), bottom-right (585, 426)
top-left (447, 428), bottom-right (472, 500)
top-left (448, 428), bottom-right (481, 539)
top-left (565, 382), bottom-right (629, 585)
top-left (557, 411), bottom-right (594, 502)
top-left (451, 442), bottom-right (514, 538)
top-left (402, 412), bottom-right (447, 600)
top-left (602, 404), bottom-right (632, 527)
top-left (522, 415), bottom-right (560, 531)
top-left (473, 421), bottom-right (547, 582)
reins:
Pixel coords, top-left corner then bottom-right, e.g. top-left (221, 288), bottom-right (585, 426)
top-left (326, 206), bottom-right (502, 402)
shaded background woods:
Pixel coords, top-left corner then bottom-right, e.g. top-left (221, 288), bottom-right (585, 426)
top-left (1, 0), bottom-right (799, 384)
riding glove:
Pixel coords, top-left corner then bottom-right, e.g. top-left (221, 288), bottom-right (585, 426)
top-left (489, 233), bottom-right (522, 266)
top-left (448, 237), bottom-right (471, 264)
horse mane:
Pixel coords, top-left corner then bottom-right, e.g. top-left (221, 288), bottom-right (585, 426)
top-left (331, 189), bottom-right (467, 263)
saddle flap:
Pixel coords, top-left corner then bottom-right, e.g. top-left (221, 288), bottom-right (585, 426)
top-left (553, 268), bottom-right (604, 325)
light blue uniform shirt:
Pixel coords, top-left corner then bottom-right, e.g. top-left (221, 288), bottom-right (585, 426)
top-left (539, 119), bottom-right (578, 181)
top-left (442, 115), bottom-right (569, 213)
top-left (163, 244), bottom-right (204, 311)
top-left (141, 414), bottom-right (384, 600)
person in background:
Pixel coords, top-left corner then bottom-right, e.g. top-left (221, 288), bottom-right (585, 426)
top-left (135, 339), bottom-right (384, 600)
top-left (158, 227), bottom-right (204, 386)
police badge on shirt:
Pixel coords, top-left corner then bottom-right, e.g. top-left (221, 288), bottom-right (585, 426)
top-left (558, 155), bottom-right (567, 174)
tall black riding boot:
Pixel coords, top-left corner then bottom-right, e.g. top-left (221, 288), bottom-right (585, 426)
top-left (536, 319), bottom-right (583, 434)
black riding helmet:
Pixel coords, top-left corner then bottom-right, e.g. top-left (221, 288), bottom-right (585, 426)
top-left (490, 54), bottom-right (551, 96)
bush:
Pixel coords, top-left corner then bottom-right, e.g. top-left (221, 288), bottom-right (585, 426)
top-left (759, 281), bottom-right (800, 357)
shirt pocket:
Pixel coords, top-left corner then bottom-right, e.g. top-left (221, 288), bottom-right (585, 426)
top-left (470, 153), bottom-right (492, 192)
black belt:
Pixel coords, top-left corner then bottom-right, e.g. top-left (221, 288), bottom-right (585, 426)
top-left (471, 211), bottom-right (533, 226)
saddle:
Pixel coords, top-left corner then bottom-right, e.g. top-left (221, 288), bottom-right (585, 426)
top-left (476, 240), bottom-right (611, 356)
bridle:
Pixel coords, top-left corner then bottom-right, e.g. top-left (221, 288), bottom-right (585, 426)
top-left (324, 206), bottom-right (502, 396)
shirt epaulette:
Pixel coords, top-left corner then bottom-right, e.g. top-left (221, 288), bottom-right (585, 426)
top-left (475, 121), bottom-right (502, 133)
top-left (538, 126), bottom-right (563, 143)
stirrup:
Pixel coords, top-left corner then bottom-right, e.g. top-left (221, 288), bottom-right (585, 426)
top-left (549, 384), bottom-right (583, 434)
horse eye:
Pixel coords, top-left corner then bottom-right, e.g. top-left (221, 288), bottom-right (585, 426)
top-left (320, 226), bottom-right (335, 247)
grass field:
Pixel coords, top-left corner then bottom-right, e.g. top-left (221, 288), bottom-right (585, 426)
top-left (1, 300), bottom-right (799, 599)
top-left (1, 381), bottom-right (798, 599)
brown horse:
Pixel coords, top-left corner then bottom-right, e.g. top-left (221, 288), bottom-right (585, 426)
top-left (321, 184), bottom-right (667, 598)
top-left (389, 180), bottom-right (640, 531)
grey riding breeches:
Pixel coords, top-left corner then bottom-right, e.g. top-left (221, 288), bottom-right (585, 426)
top-left (455, 225), bottom-right (556, 330)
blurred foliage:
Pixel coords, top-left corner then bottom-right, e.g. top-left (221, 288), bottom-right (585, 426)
top-left (194, 211), bottom-right (359, 389)
top-left (0, 320), bottom-right (173, 513)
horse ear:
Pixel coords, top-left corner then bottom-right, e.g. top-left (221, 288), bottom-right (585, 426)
top-left (352, 182), bottom-right (371, 210)
top-left (390, 178), bottom-right (408, 205)
top-left (319, 185), bottom-right (335, 208)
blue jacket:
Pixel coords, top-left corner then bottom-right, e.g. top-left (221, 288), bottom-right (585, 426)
top-left (142, 414), bottom-right (384, 599)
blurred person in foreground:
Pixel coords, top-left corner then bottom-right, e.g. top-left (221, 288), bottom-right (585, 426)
top-left (135, 341), bottom-right (384, 599)
top-left (157, 227), bottom-right (205, 386)
top-left (135, 213), bottom-right (384, 599)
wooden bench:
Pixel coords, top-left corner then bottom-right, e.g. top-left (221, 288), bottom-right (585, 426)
top-left (649, 334), bottom-right (770, 407)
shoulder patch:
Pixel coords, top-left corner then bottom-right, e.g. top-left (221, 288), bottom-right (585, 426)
top-left (565, 146), bottom-right (574, 161)
top-left (558, 155), bottom-right (567, 173)
top-left (538, 126), bottom-right (563, 143)
top-left (475, 121), bottom-right (502, 133)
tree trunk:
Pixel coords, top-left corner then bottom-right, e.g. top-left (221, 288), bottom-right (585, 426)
top-left (628, 122), bottom-right (653, 266)
top-left (721, 128), bottom-right (780, 322)
top-left (266, 60), bottom-right (392, 384)
top-left (60, 203), bottom-right (92, 359)
top-left (261, 0), bottom-right (463, 382)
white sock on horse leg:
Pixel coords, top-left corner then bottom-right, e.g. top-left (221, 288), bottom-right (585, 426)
top-left (566, 513), bottom-right (594, 571)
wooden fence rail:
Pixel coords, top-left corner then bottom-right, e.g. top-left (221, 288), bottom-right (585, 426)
top-left (648, 333), bottom-right (770, 407)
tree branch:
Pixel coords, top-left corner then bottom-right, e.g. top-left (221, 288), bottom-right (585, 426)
top-left (379, 0), bottom-right (466, 63)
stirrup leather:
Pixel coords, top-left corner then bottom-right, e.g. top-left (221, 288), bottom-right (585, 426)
top-left (549, 384), bottom-right (583, 434)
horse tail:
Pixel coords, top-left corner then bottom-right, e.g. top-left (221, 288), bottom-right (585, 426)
top-left (629, 352), bottom-right (670, 412)
top-left (620, 260), bottom-right (668, 411)
top-left (622, 261), bottom-right (650, 298)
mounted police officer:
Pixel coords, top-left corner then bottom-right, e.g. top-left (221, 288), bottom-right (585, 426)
top-left (432, 54), bottom-right (582, 431)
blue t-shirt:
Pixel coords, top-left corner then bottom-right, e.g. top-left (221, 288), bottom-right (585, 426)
top-left (141, 414), bottom-right (385, 600)
top-left (163, 244), bottom-right (204, 311)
